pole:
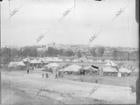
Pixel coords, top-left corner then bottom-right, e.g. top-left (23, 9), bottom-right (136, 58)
top-left (136, 0), bottom-right (139, 104)
top-left (0, 1), bottom-right (2, 104)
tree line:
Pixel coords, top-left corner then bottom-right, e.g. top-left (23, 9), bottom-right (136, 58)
top-left (0, 46), bottom-right (138, 64)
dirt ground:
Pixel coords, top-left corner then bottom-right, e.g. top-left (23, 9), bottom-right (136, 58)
top-left (2, 78), bottom-right (64, 105)
top-left (64, 74), bottom-right (137, 87)
top-left (1, 70), bottom-right (109, 105)
top-left (1, 70), bottom-right (136, 104)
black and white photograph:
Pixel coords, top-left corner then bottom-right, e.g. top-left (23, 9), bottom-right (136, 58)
top-left (0, 0), bottom-right (139, 104)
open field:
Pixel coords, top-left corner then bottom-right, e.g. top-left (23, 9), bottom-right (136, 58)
top-left (2, 80), bottom-right (63, 105)
top-left (64, 74), bottom-right (137, 87)
top-left (1, 69), bottom-right (137, 104)
top-left (1, 70), bottom-right (110, 105)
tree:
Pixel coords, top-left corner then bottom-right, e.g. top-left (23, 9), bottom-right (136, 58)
top-left (90, 48), bottom-right (96, 57)
top-left (58, 49), bottom-right (64, 56)
top-left (1, 47), bottom-right (11, 64)
top-left (21, 47), bottom-right (37, 57)
top-left (95, 47), bottom-right (105, 57)
top-left (37, 49), bottom-right (46, 57)
top-left (63, 50), bottom-right (74, 57)
top-left (76, 51), bottom-right (82, 58)
top-left (45, 47), bottom-right (59, 57)
top-left (129, 51), bottom-right (139, 61)
top-left (10, 48), bottom-right (19, 58)
top-left (90, 47), bottom-right (105, 57)
top-left (113, 50), bottom-right (118, 60)
top-left (113, 50), bottom-right (129, 61)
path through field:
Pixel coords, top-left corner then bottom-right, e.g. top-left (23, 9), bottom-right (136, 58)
top-left (1, 70), bottom-right (136, 104)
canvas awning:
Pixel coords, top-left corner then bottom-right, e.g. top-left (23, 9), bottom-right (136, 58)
top-left (119, 68), bottom-right (131, 73)
top-left (46, 63), bottom-right (60, 69)
top-left (8, 61), bottom-right (25, 67)
top-left (30, 59), bottom-right (42, 64)
top-left (103, 67), bottom-right (118, 73)
top-left (61, 64), bottom-right (82, 72)
top-left (105, 60), bottom-right (117, 66)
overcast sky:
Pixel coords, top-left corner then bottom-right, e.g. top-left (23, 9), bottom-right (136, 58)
top-left (1, 0), bottom-right (138, 48)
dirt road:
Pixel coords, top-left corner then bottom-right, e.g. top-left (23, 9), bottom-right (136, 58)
top-left (2, 77), bottom-right (64, 105)
top-left (1, 71), bottom-right (136, 104)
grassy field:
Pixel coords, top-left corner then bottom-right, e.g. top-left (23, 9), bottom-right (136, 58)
top-left (64, 74), bottom-right (137, 88)
top-left (2, 70), bottom-right (111, 105)
top-left (2, 79), bottom-right (64, 105)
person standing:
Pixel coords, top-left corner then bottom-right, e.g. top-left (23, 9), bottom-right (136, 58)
top-left (26, 61), bottom-right (30, 74)
top-left (42, 73), bottom-right (44, 78)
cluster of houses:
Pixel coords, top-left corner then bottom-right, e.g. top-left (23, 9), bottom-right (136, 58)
top-left (7, 57), bottom-right (138, 77)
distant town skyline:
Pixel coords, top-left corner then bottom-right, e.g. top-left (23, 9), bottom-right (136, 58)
top-left (1, 0), bottom-right (138, 48)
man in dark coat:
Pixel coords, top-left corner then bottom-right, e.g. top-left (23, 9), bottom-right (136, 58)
top-left (26, 62), bottom-right (30, 74)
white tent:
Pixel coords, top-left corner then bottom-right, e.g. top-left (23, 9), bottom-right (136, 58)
top-left (65, 59), bottom-right (71, 62)
top-left (104, 60), bottom-right (110, 63)
top-left (8, 62), bottom-right (17, 67)
top-left (73, 59), bottom-right (79, 62)
top-left (30, 59), bottom-right (41, 64)
top-left (17, 61), bottom-right (25, 66)
top-left (88, 59), bottom-right (93, 63)
top-left (103, 67), bottom-right (118, 73)
top-left (61, 64), bottom-right (82, 72)
top-left (83, 66), bottom-right (91, 70)
top-left (42, 58), bottom-right (49, 63)
top-left (22, 58), bottom-right (30, 62)
top-left (105, 62), bottom-right (112, 66)
top-left (79, 57), bottom-right (88, 62)
top-left (46, 63), bottom-right (60, 69)
top-left (38, 58), bottom-right (46, 63)
top-left (110, 61), bottom-right (117, 66)
top-left (134, 68), bottom-right (139, 72)
top-left (105, 60), bottom-right (117, 67)
top-left (8, 61), bottom-right (25, 67)
top-left (119, 68), bottom-right (131, 73)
